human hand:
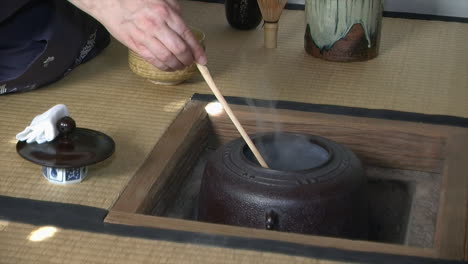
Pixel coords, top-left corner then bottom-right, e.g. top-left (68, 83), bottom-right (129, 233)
top-left (69, 0), bottom-right (207, 71)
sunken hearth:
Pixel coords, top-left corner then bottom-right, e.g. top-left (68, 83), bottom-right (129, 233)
top-left (154, 145), bottom-right (438, 247)
top-left (105, 98), bottom-right (468, 262)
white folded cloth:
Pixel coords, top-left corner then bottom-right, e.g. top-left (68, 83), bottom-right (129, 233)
top-left (16, 104), bottom-right (70, 144)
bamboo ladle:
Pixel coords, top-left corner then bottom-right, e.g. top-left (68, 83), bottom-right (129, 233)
top-left (196, 64), bottom-right (269, 168)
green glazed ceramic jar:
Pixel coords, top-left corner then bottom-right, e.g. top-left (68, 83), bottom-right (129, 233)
top-left (304, 0), bottom-right (384, 62)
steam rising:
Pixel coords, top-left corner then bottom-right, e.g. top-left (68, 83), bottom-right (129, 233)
top-left (242, 58), bottom-right (329, 171)
top-left (245, 134), bottom-right (330, 171)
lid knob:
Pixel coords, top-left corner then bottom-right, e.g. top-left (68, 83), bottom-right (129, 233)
top-left (57, 116), bottom-right (76, 140)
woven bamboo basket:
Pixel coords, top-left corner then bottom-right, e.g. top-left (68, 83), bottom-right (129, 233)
top-left (128, 28), bottom-right (205, 85)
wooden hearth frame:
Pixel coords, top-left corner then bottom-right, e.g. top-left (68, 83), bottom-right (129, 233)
top-left (105, 99), bottom-right (468, 262)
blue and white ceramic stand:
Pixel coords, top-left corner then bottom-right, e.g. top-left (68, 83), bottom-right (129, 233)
top-left (42, 166), bottom-right (88, 184)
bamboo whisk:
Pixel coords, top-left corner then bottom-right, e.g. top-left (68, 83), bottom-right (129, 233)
top-left (257, 0), bottom-right (288, 48)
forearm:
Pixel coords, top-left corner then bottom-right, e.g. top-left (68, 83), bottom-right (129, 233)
top-left (66, 0), bottom-right (206, 71)
top-left (68, 0), bottom-right (125, 21)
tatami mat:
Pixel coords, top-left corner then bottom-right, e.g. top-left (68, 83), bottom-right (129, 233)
top-left (0, 222), bottom-right (343, 264)
top-left (0, 1), bottom-right (467, 263)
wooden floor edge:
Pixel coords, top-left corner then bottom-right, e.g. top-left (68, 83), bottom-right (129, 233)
top-left (433, 133), bottom-right (468, 260)
top-left (108, 100), bottom-right (208, 213)
top-left (104, 210), bottom-right (442, 260)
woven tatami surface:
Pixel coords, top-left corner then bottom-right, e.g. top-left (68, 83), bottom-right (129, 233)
top-left (0, 1), bottom-right (467, 263)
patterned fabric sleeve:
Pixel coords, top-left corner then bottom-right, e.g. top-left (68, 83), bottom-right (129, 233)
top-left (0, 0), bottom-right (110, 95)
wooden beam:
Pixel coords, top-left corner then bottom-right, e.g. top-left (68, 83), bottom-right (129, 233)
top-left (111, 101), bottom-right (209, 213)
top-left (106, 210), bottom-right (439, 259)
top-left (209, 104), bottom-right (452, 173)
top-left (434, 132), bottom-right (468, 259)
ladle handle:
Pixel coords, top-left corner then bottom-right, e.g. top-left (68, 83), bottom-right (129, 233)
top-left (196, 63), bottom-right (269, 168)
